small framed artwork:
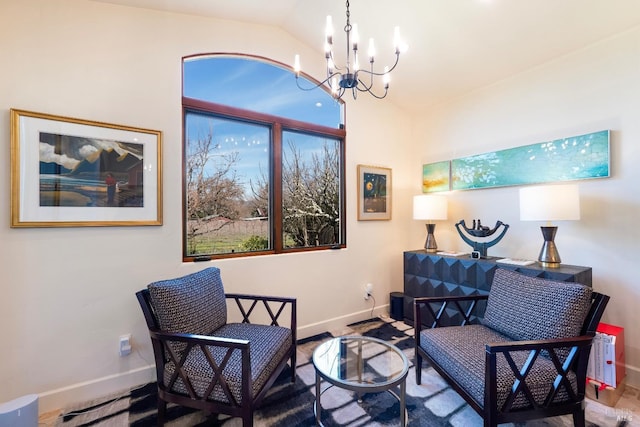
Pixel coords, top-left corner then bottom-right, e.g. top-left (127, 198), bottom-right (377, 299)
top-left (10, 109), bottom-right (162, 227)
top-left (422, 160), bottom-right (451, 193)
top-left (357, 164), bottom-right (392, 221)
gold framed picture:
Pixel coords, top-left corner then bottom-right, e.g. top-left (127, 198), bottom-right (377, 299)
top-left (357, 164), bottom-right (392, 221)
top-left (10, 109), bottom-right (162, 227)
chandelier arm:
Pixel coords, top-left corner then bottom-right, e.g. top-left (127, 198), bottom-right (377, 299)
top-left (352, 72), bottom-right (373, 92)
top-left (326, 50), bottom-right (345, 74)
top-left (354, 79), bottom-right (388, 99)
top-left (354, 53), bottom-right (400, 78)
top-left (295, 71), bottom-right (344, 92)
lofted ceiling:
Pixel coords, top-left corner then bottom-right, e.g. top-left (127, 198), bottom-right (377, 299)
top-left (92, 0), bottom-right (640, 111)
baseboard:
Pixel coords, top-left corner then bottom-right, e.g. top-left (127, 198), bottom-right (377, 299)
top-left (297, 304), bottom-right (390, 339)
top-left (38, 365), bottom-right (155, 415)
top-left (38, 305), bottom-right (389, 415)
top-left (624, 363), bottom-right (640, 390)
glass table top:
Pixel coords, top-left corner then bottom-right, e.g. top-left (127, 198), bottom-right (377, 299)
top-left (312, 335), bottom-right (409, 389)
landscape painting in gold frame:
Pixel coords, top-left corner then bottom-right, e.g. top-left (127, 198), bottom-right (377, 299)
top-left (10, 109), bottom-right (162, 227)
top-left (357, 164), bottom-right (392, 221)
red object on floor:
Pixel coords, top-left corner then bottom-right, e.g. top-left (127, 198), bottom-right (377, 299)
top-left (596, 323), bottom-right (625, 387)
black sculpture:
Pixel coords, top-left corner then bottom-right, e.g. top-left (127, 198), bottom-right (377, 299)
top-left (455, 219), bottom-right (509, 258)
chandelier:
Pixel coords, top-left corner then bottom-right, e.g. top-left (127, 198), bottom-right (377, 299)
top-left (294, 0), bottom-right (406, 100)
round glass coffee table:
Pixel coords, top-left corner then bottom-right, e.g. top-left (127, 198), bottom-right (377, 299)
top-left (312, 335), bottom-right (409, 426)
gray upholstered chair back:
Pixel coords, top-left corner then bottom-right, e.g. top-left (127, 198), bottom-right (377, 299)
top-left (148, 267), bottom-right (228, 338)
top-left (483, 269), bottom-right (592, 343)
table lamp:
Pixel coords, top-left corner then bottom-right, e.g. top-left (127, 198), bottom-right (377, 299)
top-left (519, 184), bottom-right (580, 267)
top-left (413, 195), bottom-right (448, 253)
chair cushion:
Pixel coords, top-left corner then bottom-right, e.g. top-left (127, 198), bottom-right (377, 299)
top-left (482, 269), bottom-right (592, 344)
top-left (164, 323), bottom-right (292, 404)
top-left (148, 267), bottom-right (227, 339)
top-left (420, 324), bottom-right (578, 409)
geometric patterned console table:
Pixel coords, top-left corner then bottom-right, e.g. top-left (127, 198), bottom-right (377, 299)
top-left (403, 250), bottom-right (592, 326)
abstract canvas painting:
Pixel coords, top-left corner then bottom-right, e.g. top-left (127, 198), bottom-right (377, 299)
top-left (422, 160), bottom-right (451, 193)
top-left (451, 130), bottom-right (609, 190)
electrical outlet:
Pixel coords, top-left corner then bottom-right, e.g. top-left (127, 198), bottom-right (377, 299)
top-left (364, 283), bottom-right (373, 300)
top-left (119, 334), bottom-right (132, 357)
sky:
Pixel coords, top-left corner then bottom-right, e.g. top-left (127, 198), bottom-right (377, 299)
top-left (183, 56), bottom-right (342, 198)
top-left (183, 55), bottom-right (342, 128)
top-left (39, 133), bottom-right (142, 170)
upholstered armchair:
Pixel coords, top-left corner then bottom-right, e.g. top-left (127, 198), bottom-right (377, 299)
top-left (136, 267), bottom-right (296, 426)
top-left (414, 269), bottom-right (609, 427)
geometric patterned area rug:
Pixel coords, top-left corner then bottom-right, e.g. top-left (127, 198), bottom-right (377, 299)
top-left (56, 317), bottom-right (628, 426)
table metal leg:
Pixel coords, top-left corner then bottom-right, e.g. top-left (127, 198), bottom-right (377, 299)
top-left (400, 380), bottom-right (407, 427)
top-left (357, 339), bottom-right (363, 403)
top-left (357, 339), bottom-right (363, 382)
top-left (315, 372), bottom-right (321, 425)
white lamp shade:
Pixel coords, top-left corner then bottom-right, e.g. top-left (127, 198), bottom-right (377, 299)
top-left (519, 184), bottom-right (580, 221)
top-left (413, 195), bottom-right (448, 220)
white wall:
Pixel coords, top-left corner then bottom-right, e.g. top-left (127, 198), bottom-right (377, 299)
top-left (0, 0), bottom-right (413, 412)
top-left (410, 27), bottom-right (640, 388)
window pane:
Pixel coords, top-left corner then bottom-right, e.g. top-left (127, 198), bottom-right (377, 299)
top-left (183, 54), bottom-right (346, 260)
top-left (282, 130), bottom-right (342, 248)
top-left (185, 111), bottom-right (270, 256)
top-left (184, 56), bottom-right (343, 128)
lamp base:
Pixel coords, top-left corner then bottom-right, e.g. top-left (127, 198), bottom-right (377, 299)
top-left (424, 223), bottom-right (438, 253)
top-left (538, 226), bottom-right (561, 268)
top-left (539, 261), bottom-right (561, 268)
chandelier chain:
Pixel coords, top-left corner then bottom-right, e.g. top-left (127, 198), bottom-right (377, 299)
top-left (344, 0), bottom-right (351, 33)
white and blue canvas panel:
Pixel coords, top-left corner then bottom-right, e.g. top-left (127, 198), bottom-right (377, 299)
top-left (451, 130), bottom-right (610, 190)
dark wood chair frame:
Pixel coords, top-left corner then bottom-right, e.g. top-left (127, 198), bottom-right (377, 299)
top-left (137, 289), bottom-right (297, 427)
top-left (414, 292), bottom-right (609, 427)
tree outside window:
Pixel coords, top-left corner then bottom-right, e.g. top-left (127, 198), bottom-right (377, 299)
top-left (183, 55), bottom-right (346, 260)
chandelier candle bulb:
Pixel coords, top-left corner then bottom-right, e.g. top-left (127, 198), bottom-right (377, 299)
top-left (352, 23), bottom-right (359, 50)
top-left (325, 15), bottom-right (333, 43)
top-left (368, 38), bottom-right (376, 61)
top-left (294, 55), bottom-right (300, 75)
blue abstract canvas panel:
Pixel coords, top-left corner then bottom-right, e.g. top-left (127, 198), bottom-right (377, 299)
top-left (451, 130), bottom-right (610, 190)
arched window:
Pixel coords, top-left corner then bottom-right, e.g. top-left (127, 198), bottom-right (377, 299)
top-left (182, 54), bottom-right (346, 260)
